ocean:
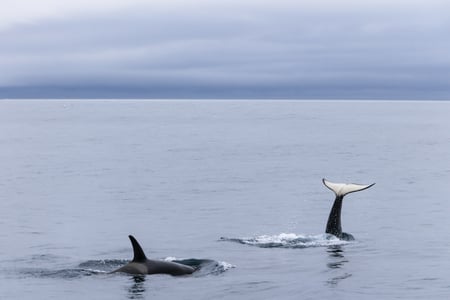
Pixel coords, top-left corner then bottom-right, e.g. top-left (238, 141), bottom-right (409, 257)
top-left (1, 99), bottom-right (449, 299)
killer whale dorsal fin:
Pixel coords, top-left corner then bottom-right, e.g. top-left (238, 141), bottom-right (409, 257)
top-left (128, 235), bottom-right (147, 262)
top-left (322, 178), bottom-right (375, 197)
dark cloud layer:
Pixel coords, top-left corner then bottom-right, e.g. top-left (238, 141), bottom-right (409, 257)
top-left (1, 1), bottom-right (450, 99)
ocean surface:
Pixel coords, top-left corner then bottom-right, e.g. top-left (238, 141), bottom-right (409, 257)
top-left (1, 99), bottom-right (449, 299)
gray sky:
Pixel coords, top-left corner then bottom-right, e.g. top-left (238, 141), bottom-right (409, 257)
top-left (1, 0), bottom-right (449, 99)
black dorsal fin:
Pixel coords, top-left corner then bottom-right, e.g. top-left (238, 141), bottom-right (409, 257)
top-left (128, 235), bottom-right (147, 262)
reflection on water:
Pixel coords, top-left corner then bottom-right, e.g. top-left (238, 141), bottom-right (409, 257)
top-left (128, 276), bottom-right (146, 299)
top-left (326, 245), bottom-right (348, 269)
top-left (326, 245), bottom-right (352, 286)
top-left (326, 272), bottom-right (353, 286)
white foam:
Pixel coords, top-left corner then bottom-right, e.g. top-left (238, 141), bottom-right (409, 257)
top-left (232, 233), bottom-right (350, 248)
top-left (164, 256), bottom-right (178, 262)
top-left (217, 261), bottom-right (235, 271)
top-left (162, 257), bottom-right (234, 275)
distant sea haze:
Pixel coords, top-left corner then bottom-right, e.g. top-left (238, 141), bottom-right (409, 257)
top-left (1, 87), bottom-right (449, 100)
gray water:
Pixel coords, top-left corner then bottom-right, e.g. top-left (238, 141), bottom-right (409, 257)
top-left (1, 100), bottom-right (449, 299)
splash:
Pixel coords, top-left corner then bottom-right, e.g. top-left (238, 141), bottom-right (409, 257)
top-left (165, 257), bottom-right (235, 276)
top-left (220, 233), bottom-right (350, 248)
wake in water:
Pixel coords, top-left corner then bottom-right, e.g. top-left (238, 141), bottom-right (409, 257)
top-left (21, 265), bottom-right (110, 279)
top-left (220, 233), bottom-right (351, 249)
top-left (20, 258), bottom-right (232, 279)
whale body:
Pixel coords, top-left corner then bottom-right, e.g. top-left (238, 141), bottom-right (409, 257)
top-left (323, 178), bottom-right (375, 241)
top-left (112, 235), bottom-right (195, 276)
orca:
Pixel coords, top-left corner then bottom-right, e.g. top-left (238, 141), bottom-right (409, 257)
top-left (112, 235), bottom-right (195, 276)
top-left (323, 178), bottom-right (375, 241)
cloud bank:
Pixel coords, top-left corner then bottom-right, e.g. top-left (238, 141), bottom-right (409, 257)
top-left (1, 0), bottom-right (449, 99)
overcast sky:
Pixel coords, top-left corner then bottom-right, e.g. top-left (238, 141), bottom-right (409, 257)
top-left (1, 0), bottom-right (449, 99)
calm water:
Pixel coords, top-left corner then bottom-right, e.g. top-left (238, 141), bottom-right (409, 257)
top-left (1, 100), bottom-right (449, 299)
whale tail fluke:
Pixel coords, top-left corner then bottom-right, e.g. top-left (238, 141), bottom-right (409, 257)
top-left (322, 178), bottom-right (375, 197)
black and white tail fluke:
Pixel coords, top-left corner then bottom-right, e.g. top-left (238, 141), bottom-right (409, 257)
top-left (322, 178), bottom-right (375, 197)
